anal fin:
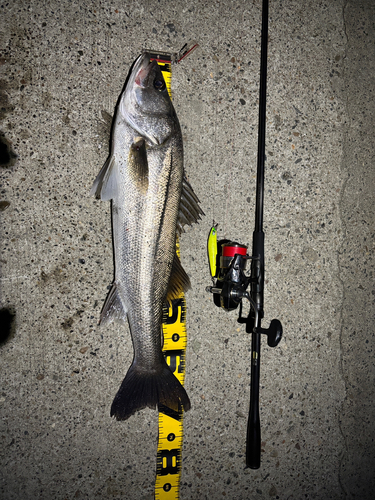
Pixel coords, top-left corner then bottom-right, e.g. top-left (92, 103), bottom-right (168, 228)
top-left (166, 253), bottom-right (191, 301)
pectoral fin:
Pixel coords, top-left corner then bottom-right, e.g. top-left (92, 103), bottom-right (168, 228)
top-left (128, 137), bottom-right (148, 194)
top-left (91, 137), bottom-right (148, 200)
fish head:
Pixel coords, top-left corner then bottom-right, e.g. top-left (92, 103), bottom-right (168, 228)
top-left (120, 53), bottom-right (176, 145)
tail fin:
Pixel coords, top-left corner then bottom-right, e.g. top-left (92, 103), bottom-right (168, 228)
top-left (110, 360), bottom-right (190, 420)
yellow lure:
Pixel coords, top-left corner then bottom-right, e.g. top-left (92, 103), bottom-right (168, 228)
top-left (207, 224), bottom-right (218, 278)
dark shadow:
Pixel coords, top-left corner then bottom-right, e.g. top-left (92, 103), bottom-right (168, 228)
top-left (0, 307), bottom-right (16, 345)
top-left (0, 131), bottom-right (18, 168)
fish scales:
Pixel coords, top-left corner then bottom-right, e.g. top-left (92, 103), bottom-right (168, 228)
top-left (115, 134), bottom-right (182, 365)
top-left (91, 52), bottom-right (203, 420)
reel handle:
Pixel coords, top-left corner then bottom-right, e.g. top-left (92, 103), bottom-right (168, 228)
top-left (255, 319), bottom-right (282, 347)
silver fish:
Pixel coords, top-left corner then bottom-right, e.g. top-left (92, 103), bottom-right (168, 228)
top-left (91, 52), bottom-right (203, 420)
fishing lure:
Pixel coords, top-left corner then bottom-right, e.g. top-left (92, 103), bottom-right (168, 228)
top-left (207, 223), bottom-right (218, 279)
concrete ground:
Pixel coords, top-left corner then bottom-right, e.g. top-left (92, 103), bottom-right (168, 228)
top-left (1, 0), bottom-right (374, 498)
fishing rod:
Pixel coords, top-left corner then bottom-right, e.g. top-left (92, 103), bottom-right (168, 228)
top-left (206, 0), bottom-right (282, 469)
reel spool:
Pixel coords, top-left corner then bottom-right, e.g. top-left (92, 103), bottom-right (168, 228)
top-left (207, 239), bottom-right (249, 312)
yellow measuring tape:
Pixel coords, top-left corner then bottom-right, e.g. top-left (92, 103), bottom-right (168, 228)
top-left (149, 51), bottom-right (186, 500)
top-left (149, 50), bottom-right (172, 93)
top-left (156, 294), bottom-right (187, 499)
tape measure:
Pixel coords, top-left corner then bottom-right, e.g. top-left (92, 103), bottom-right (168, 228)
top-left (155, 295), bottom-right (187, 499)
top-left (150, 51), bottom-right (185, 500)
top-left (148, 51), bottom-right (173, 95)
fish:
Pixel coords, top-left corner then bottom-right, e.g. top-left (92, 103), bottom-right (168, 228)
top-left (91, 52), bottom-right (204, 420)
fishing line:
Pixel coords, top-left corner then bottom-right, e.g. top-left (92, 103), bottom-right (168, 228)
top-left (224, 72), bottom-right (238, 240)
top-left (211, 2), bottom-right (221, 232)
top-left (212, 82), bottom-right (218, 230)
top-left (221, 6), bottom-right (242, 241)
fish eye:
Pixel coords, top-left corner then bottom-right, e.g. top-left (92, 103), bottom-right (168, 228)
top-left (154, 78), bottom-right (166, 91)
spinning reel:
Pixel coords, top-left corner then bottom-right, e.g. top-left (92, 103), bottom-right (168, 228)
top-left (206, 226), bottom-right (282, 348)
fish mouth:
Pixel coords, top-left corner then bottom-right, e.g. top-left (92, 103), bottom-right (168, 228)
top-left (134, 53), bottom-right (158, 89)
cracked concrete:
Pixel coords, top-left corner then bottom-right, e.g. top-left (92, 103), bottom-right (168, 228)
top-left (0, 0), bottom-right (374, 499)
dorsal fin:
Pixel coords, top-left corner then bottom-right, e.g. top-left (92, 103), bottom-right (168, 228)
top-left (177, 176), bottom-right (205, 233)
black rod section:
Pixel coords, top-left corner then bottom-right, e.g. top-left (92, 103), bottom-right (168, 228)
top-left (255, 0), bottom-right (268, 233)
top-left (246, 0), bottom-right (269, 469)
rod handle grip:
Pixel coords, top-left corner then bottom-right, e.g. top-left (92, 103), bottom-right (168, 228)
top-left (246, 415), bottom-right (261, 469)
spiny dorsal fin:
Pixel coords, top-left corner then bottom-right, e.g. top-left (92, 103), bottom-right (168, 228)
top-left (177, 175), bottom-right (205, 233)
top-left (166, 253), bottom-right (191, 301)
top-left (99, 282), bottom-right (127, 325)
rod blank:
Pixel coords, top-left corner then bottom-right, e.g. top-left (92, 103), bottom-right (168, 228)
top-left (246, 0), bottom-right (269, 469)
